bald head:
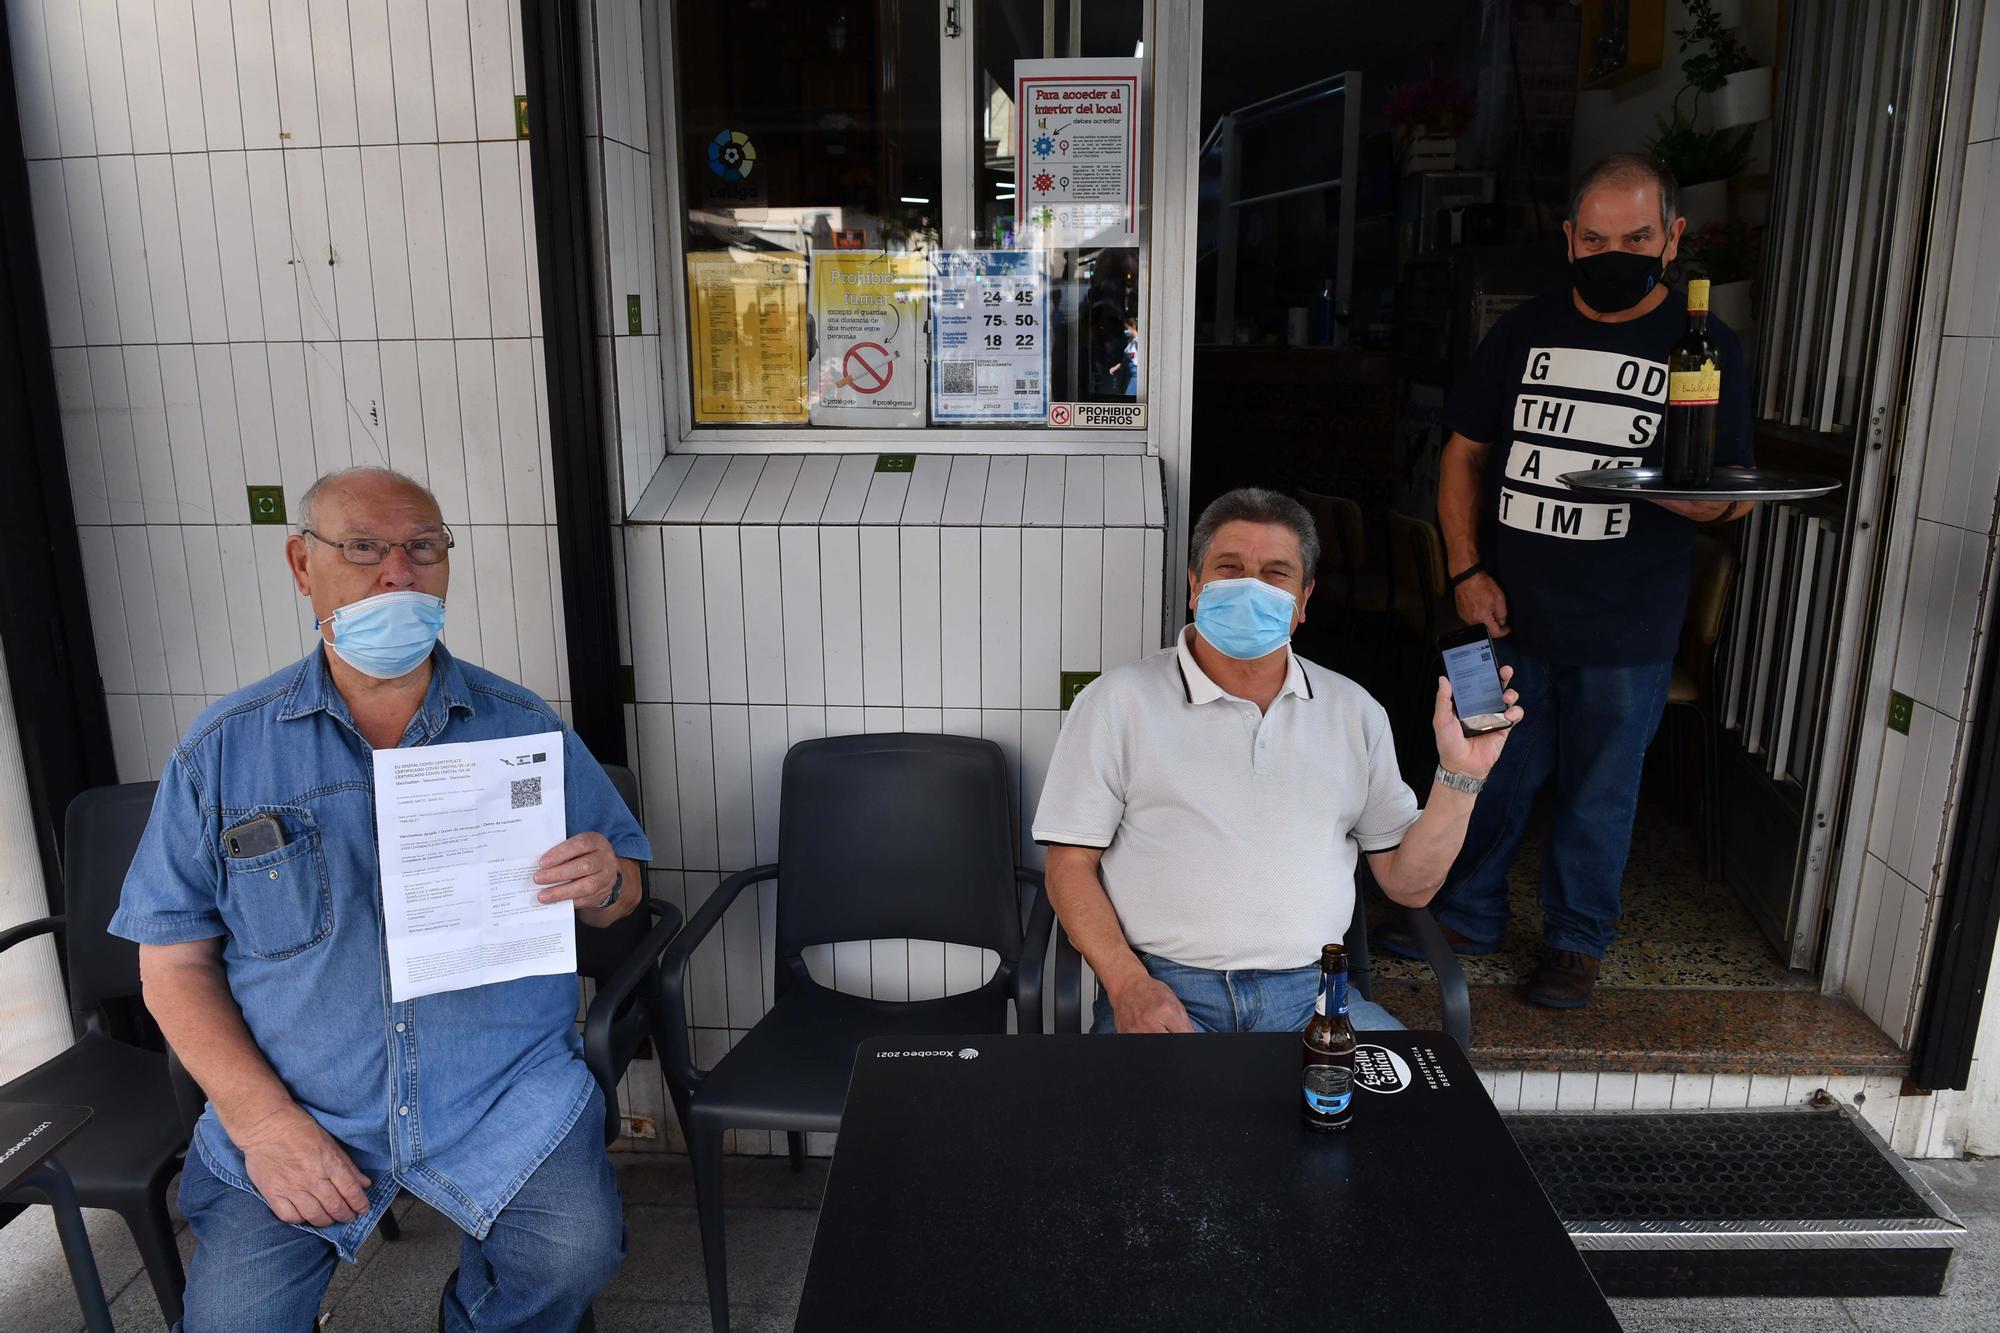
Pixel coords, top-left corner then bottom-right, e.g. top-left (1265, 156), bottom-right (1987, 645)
top-left (1569, 153), bottom-right (1680, 233)
top-left (299, 467), bottom-right (442, 534)
top-left (288, 466), bottom-right (451, 634)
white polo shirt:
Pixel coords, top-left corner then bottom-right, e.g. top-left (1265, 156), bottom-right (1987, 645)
top-left (1032, 627), bottom-right (1420, 972)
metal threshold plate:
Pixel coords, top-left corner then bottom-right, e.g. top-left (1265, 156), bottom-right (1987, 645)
top-left (1506, 1107), bottom-right (1967, 1253)
top-left (1557, 466), bottom-right (1841, 503)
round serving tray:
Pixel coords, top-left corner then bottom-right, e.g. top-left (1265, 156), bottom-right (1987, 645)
top-left (1557, 466), bottom-right (1842, 503)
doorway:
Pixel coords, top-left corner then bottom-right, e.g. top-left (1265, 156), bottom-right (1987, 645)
top-left (1183, 1), bottom-right (1822, 1015)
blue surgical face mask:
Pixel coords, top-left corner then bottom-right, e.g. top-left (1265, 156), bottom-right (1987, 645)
top-left (316, 590), bottom-right (447, 680)
top-left (1194, 577), bottom-right (1297, 661)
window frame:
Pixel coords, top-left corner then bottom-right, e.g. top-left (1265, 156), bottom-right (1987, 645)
top-left (646, 0), bottom-right (1174, 456)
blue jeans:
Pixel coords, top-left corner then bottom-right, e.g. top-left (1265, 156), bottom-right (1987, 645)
top-left (1090, 953), bottom-right (1405, 1033)
top-left (1431, 641), bottom-right (1673, 959)
top-left (176, 1088), bottom-right (625, 1332)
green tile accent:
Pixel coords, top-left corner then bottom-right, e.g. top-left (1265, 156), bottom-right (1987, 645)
top-left (626, 294), bottom-right (642, 335)
top-left (874, 454), bottom-right (916, 473)
top-left (246, 485), bottom-right (287, 525)
top-left (1887, 691), bottom-right (1913, 736)
top-left (1060, 671), bottom-right (1100, 710)
top-left (515, 96), bottom-right (530, 139)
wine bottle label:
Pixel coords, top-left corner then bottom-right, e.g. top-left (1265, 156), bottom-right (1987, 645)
top-left (1669, 366), bottom-right (1720, 406)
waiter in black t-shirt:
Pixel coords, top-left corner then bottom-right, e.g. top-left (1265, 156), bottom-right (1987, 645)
top-left (1388, 154), bottom-right (1754, 1009)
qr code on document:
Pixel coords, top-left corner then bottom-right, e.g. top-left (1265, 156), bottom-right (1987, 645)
top-left (940, 363), bottom-right (976, 395)
top-left (510, 777), bottom-right (542, 809)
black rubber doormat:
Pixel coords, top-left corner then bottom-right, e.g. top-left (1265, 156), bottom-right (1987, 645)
top-left (1505, 1107), bottom-right (1968, 1298)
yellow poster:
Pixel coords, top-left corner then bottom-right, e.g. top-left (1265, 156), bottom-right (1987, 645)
top-left (686, 251), bottom-right (808, 424)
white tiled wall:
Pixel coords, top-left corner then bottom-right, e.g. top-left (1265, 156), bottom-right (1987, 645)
top-left (7, 0), bottom-right (571, 782)
top-left (615, 454), bottom-right (1169, 1153)
top-left (578, 0), bottom-right (663, 503)
top-left (1844, 0), bottom-right (2000, 1056)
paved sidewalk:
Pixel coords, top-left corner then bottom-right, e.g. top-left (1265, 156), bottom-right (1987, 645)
top-left (2, 1155), bottom-right (1993, 1330)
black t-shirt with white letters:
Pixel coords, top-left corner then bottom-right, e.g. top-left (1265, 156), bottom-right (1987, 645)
top-left (1443, 285), bottom-right (1753, 667)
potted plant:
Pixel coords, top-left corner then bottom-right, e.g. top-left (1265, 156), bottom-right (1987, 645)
top-left (1677, 0), bottom-right (1770, 129)
top-left (1646, 106), bottom-right (1756, 228)
top-left (1388, 75), bottom-right (1474, 173)
top-left (1678, 219), bottom-right (1761, 332)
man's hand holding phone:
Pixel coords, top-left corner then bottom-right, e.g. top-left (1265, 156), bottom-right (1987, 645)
top-left (1433, 624), bottom-right (1525, 780)
top-left (1432, 667), bottom-right (1523, 779)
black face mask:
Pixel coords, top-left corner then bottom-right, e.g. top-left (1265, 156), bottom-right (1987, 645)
top-left (1571, 246), bottom-right (1665, 314)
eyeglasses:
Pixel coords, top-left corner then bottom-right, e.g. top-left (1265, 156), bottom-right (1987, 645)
top-left (303, 527), bottom-right (455, 566)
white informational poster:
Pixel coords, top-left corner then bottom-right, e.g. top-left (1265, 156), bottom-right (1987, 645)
top-left (809, 250), bottom-right (927, 427)
top-left (930, 250), bottom-right (1049, 422)
top-left (1014, 58), bottom-right (1143, 250)
top-left (373, 731), bottom-right (573, 1001)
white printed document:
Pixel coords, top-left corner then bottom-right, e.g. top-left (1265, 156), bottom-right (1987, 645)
top-left (374, 731), bottom-right (573, 1001)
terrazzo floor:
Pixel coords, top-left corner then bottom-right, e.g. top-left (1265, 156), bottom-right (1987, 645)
top-left (1371, 796), bottom-right (1813, 991)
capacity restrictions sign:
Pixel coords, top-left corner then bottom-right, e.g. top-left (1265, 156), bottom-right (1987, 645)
top-left (930, 251), bottom-right (1048, 423)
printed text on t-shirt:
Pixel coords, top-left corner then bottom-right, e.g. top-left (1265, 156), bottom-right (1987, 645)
top-left (1505, 346), bottom-right (1668, 543)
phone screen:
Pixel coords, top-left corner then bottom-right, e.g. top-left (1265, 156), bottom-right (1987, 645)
top-left (1442, 636), bottom-right (1507, 719)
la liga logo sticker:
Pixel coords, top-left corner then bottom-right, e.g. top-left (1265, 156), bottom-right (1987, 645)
top-left (707, 130), bottom-right (756, 181)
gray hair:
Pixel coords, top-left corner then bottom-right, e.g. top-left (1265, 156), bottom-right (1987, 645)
top-left (298, 466), bottom-right (441, 534)
top-left (1188, 487), bottom-right (1320, 579)
top-left (1569, 152), bottom-right (1681, 232)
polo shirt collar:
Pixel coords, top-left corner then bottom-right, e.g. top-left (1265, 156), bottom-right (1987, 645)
top-left (1174, 626), bottom-right (1313, 706)
top-left (279, 641), bottom-right (476, 735)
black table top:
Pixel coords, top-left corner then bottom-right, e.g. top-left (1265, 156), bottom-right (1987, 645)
top-left (798, 1032), bottom-right (1618, 1332)
top-left (0, 1102), bottom-right (92, 1196)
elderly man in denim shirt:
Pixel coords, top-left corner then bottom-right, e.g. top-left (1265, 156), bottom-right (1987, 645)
top-left (110, 467), bottom-right (650, 1332)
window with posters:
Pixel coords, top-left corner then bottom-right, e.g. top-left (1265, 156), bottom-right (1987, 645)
top-left (662, 0), bottom-right (1151, 449)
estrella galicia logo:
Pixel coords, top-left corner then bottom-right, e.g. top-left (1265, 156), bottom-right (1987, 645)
top-left (707, 130), bottom-right (756, 181)
top-left (1353, 1044), bottom-right (1411, 1094)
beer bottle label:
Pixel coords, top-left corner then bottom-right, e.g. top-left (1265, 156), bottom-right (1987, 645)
top-left (1315, 973), bottom-right (1350, 1017)
top-left (1668, 364), bottom-right (1720, 407)
top-left (1303, 1065), bottom-right (1354, 1116)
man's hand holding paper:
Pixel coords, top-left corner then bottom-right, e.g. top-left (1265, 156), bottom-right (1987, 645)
top-left (534, 831), bottom-right (631, 920)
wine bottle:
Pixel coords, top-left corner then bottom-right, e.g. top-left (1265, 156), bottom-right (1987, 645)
top-left (1664, 278), bottom-right (1719, 487)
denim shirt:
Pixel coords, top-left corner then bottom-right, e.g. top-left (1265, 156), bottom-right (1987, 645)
top-left (109, 645), bottom-right (650, 1260)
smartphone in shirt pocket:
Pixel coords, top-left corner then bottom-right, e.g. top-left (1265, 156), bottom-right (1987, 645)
top-left (220, 807), bottom-right (334, 960)
top-left (222, 814), bottom-right (287, 858)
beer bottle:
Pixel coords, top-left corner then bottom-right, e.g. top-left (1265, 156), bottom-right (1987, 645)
top-left (1302, 944), bottom-right (1357, 1131)
top-left (1664, 278), bottom-right (1720, 487)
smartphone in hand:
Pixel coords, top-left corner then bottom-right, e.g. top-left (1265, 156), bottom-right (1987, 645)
top-left (1437, 625), bottom-right (1514, 738)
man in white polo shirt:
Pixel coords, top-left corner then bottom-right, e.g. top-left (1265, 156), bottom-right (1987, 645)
top-left (1034, 488), bottom-right (1522, 1034)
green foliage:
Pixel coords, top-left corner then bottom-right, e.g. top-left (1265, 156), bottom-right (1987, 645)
top-left (1677, 0), bottom-right (1761, 93)
top-left (1646, 106), bottom-right (1756, 186)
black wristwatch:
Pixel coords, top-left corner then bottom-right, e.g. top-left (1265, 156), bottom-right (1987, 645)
top-left (597, 868), bottom-right (623, 911)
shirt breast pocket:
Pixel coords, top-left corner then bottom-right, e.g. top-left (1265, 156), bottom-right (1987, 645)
top-left (221, 808), bottom-right (334, 960)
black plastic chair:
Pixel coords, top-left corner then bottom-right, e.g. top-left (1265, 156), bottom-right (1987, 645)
top-left (1052, 857), bottom-right (1472, 1051)
top-left (0, 782), bottom-right (191, 1327)
top-left (641, 733), bottom-right (1053, 1333)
